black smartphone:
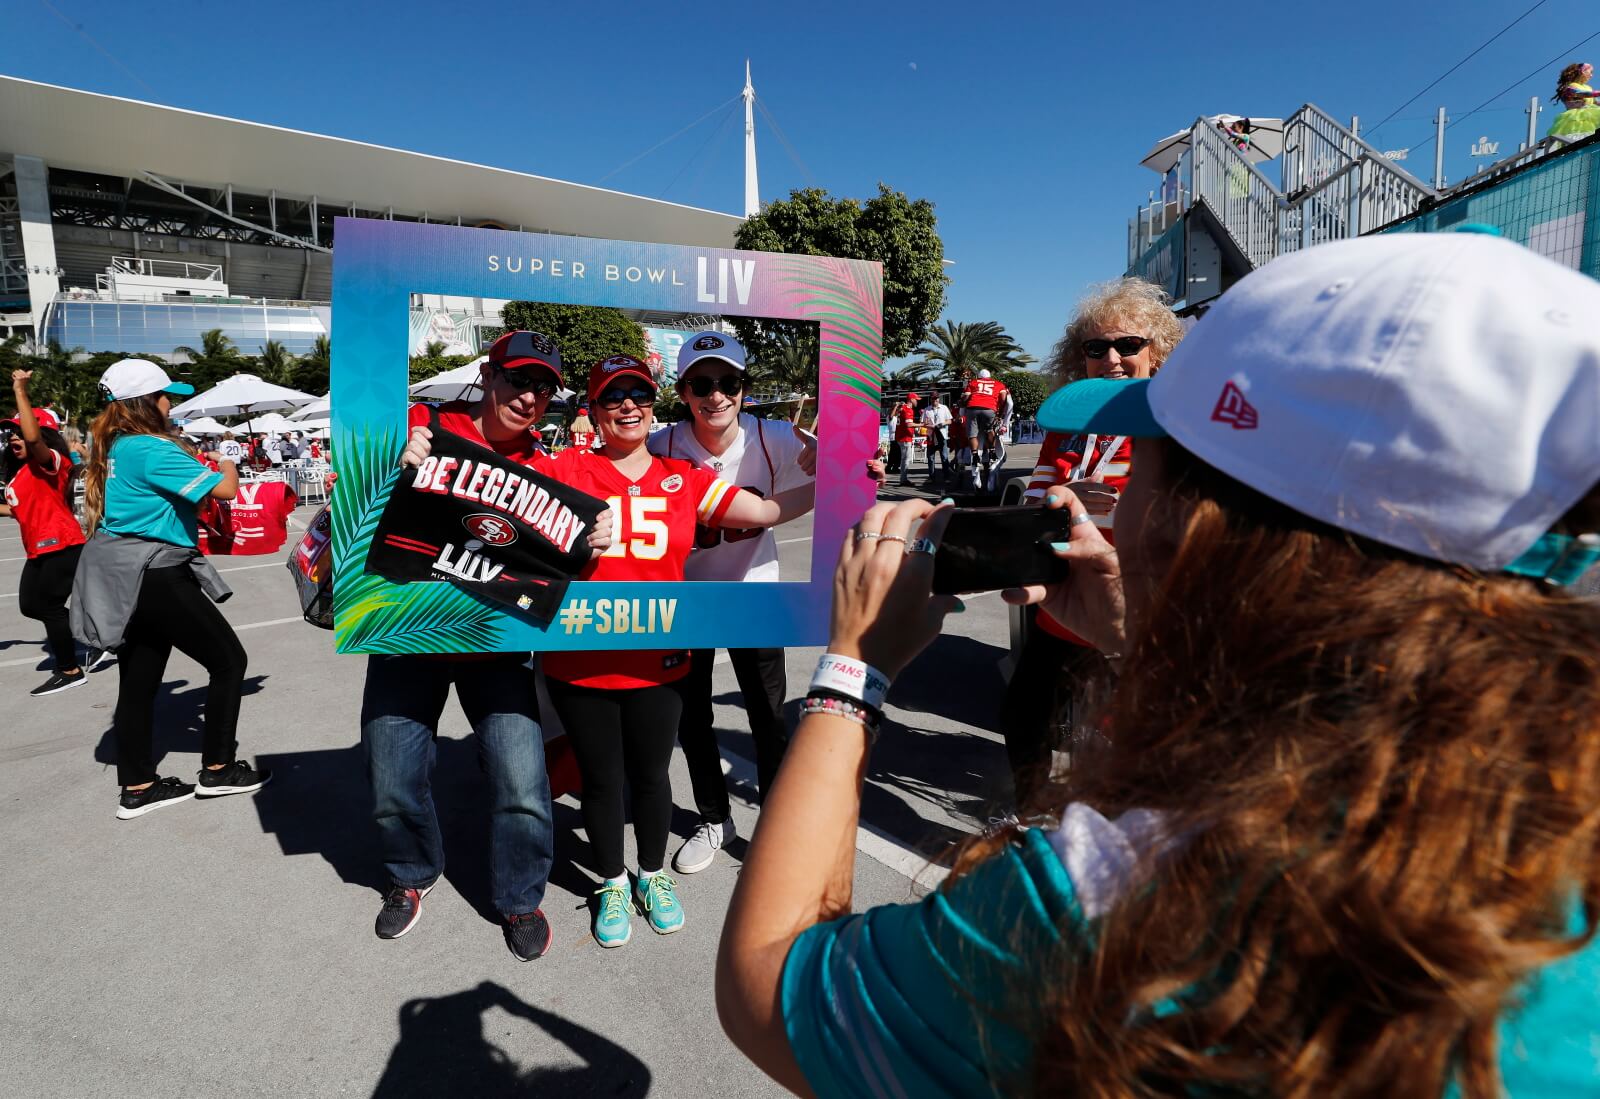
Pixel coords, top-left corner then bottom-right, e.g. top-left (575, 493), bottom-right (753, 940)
top-left (931, 506), bottom-right (1075, 594)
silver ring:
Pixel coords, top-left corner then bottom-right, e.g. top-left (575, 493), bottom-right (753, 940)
top-left (1068, 513), bottom-right (1095, 528)
top-left (855, 531), bottom-right (882, 542)
top-left (878, 534), bottom-right (908, 544)
top-left (904, 537), bottom-right (936, 556)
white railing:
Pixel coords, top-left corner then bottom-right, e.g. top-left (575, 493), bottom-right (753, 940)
top-left (108, 256), bottom-right (225, 282)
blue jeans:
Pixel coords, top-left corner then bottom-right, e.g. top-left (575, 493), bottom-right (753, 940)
top-left (359, 654), bottom-right (553, 916)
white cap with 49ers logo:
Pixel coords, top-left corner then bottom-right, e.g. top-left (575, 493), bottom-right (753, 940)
top-left (676, 331), bottom-right (747, 376)
top-left (1036, 233), bottom-right (1600, 576)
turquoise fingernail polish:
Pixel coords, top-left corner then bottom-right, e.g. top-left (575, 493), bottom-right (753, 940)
top-left (1049, 541), bottom-right (1070, 553)
top-left (953, 598), bottom-right (966, 612)
top-left (940, 496), bottom-right (954, 505)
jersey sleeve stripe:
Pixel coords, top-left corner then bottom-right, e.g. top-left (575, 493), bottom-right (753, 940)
top-left (697, 479), bottom-right (736, 524)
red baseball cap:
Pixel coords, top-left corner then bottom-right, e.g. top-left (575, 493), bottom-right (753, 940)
top-left (905, 392), bottom-right (920, 402)
top-left (486, 330), bottom-right (562, 386)
top-left (3, 407), bottom-right (62, 432)
top-left (588, 354), bottom-right (658, 402)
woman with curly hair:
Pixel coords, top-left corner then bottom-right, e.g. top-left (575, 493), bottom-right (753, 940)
top-left (1548, 61), bottom-right (1600, 140)
top-left (719, 234), bottom-right (1600, 1097)
top-left (999, 277), bottom-right (1185, 802)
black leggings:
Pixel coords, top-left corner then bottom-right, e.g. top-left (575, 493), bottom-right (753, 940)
top-left (18, 543), bottom-right (81, 672)
top-left (546, 678), bottom-right (682, 880)
top-left (998, 615), bottom-right (1106, 805)
top-left (113, 565), bottom-right (248, 787)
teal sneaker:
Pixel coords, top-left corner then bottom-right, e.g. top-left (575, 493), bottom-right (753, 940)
top-left (635, 871), bottom-right (685, 935)
top-left (592, 880), bottom-right (632, 948)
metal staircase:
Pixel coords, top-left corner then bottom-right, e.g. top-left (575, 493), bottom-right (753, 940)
top-left (1128, 104), bottom-right (1436, 305)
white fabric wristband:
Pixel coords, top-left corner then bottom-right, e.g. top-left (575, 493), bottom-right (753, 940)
top-left (810, 653), bottom-right (891, 712)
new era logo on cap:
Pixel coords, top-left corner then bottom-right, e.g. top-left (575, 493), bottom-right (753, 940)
top-left (1210, 381), bottom-right (1258, 430)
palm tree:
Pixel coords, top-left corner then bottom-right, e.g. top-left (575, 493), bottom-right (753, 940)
top-left (914, 320), bottom-right (1034, 383)
top-left (172, 328), bottom-right (246, 391)
top-left (748, 329), bottom-right (819, 397)
top-left (883, 361), bottom-right (937, 388)
top-left (255, 339), bottom-right (298, 387)
top-left (293, 334), bottom-right (330, 394)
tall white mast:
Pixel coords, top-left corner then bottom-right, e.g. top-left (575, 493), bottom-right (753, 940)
top-left (742, 60), bottom-right (760, 218)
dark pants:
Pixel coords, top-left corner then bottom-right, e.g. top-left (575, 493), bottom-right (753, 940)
top-left (546, 679), bottom-right (682, 880)
top-left (924, 429), bottom-right (950, 474)
top-left (998, 618), bottom-right (1105, 805)
top-left (678, 647), bottom-right (787, 823)
top-left (360, 654), bottom-right (554, 917)
top-left (18, 543), bottom-right (81, 672)
top-left (113, 565), bottom-right (248, 786)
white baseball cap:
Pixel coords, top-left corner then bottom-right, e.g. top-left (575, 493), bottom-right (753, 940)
top-left (99, 358), bottom-right (194, 402)
top-left (1037, 234), bottom-right (1600, 582)
top-left (676, 331), bottom-right (747, 375)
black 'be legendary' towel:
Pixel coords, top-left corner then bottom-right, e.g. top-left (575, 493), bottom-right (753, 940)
top-left (365, 410), bottom-right (606, 624)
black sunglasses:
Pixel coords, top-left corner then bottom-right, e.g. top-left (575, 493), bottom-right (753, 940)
top-left (596, 385), bottom-right (657, 410)
top-left (493, 364), bottom-right (558, 397)
top-left (1082, 336), bottom-right (1151, 360)
top-left (684, 374), bottom-right (744, 399)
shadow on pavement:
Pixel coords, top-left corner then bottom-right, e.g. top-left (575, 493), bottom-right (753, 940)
top-left (884, 633), bottom-right (1007, 732)
top-left (371, 980), bottom-right (650, 1098)
top-left (92, 674), bottom-right (270, 768)
top-left (251, 737), bottom-right (602, 919)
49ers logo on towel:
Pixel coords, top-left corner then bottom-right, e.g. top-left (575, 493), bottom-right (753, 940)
top-left (464, 513), bottom-right (518, 546)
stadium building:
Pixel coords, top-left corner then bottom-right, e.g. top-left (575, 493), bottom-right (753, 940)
top-left (0, 75), bottom-right (743, 359)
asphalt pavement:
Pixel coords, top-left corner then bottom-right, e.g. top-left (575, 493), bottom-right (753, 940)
top-left (0, 449), bottom-right (1036, 1097)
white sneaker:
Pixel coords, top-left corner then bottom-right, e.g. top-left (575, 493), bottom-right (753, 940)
top-left (672, 819), bottom-right (736, 875)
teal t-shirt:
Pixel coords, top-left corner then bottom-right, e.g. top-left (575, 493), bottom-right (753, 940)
top-left (102, 434), bottom-right (222, 547)
top-left (782, 826), bottom-right (1600, 1097)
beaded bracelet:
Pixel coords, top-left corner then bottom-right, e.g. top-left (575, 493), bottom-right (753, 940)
top-left (800, 693), bottom-right (880, 743)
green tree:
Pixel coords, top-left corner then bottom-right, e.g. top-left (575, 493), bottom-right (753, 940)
top-left (996, 368), bottom-right (1049, 418)
top-left (293, 334), bottom-right (331, 394)
top-left (0, 340), bottom-right (107, 429)
top-left (498, 302), bottom-right (647, 393)
top-left (914, 320), bottom-right (1034, 383)
top-left (172, 328), bottom-right (246, 391)
top-left (254, 339), bottom-right (298, 387)
top-left (746, 327), bottom-right (819, 397)
top-left (734, 184), bottom-right (947, 359)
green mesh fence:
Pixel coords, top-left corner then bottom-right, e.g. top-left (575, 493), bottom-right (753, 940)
top-left (1380, 136), bottom-right (1600, 279)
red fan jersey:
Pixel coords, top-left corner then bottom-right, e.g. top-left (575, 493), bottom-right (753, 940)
top-left (2, 450), bottom-right (84, 559)
top-left (203, 479), bottom-right (298, 555)
top-left (892, 401), bottom-right (917, 443)
top-left (963, 377), bottom-right (1008, 412)
top-left (541, 449), bottom-right (736, 690)
top-left (1024, 431), bottom-right (1134, 644)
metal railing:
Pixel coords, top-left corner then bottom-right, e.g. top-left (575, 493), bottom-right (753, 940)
top-left (108, 256), bottom-right (225, 282)
top-left (1127, 104), bottom-right (1435, 289)
top-left (53, 288), bottom-right (326, 309)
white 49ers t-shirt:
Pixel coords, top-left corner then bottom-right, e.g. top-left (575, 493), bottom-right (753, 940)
top-left (648, 413), bottom-right (813, 582)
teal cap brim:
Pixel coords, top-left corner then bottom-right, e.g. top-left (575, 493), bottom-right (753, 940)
top-left (163, 382), bottom-right (195, 397)
top-left (1036, 378), bottom-right (1166, 437)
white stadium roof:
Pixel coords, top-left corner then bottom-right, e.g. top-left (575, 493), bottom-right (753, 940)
top-left (0, 75), bottom-right (741, 248)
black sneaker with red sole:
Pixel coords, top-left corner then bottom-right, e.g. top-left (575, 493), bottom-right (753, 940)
top-left (504, 910), bottom-right (552, 961)
top-left (375, 884), bottom-right (433, 939)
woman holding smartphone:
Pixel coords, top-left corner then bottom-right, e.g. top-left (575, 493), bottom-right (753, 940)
top-left (542, 354), bottom-right (782, 949)
top-left (76, 359), bottom-right (268, 820)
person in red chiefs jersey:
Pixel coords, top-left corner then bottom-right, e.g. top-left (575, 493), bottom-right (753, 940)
top-left (542, 353), bottom-right (783, 949)
top-left (1000, 278), bottom-right (1185, 802)
top-left (372, 330), bottom-right (614, 963)
top-left (2, 371), bottom-right (92, 696)
top-left (960, 370), bottom-right (1010, 485)
top-left (890, 392), bottom-right (919, 486)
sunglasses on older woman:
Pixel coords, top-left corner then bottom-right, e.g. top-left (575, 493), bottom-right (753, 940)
top-left (596, 385), bottom-right (657, 410)
top-left (1082, 336), bottom-right (1151, 359)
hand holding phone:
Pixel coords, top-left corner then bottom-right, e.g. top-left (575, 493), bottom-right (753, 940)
top-left (931, 506), bottom-right (1075, 594)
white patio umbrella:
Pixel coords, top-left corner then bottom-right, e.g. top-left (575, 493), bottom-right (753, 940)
top-left (243, 412), bottom-right (298, 435)
top-left (170, 373), bottom-right (317, 434)
top-left (1141, 114), bottom-right (1286, 173)
top-left (408, 357), bottom-right (487, 402)
top-left (288, 394), bottom-right (330, 421)
top-left (175, 415), bottom-right (230, 436)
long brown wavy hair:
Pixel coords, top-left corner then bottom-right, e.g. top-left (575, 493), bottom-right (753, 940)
top-left (1553, 61), bottom-right (1591, 101)
top-left (957, 439), bottom-right (1600, 1097)
top-left (83, 394), bottom-right (179, 534)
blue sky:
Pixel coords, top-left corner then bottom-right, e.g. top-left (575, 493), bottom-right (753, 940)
top-left (5, 0), bottom-right (1595, 362)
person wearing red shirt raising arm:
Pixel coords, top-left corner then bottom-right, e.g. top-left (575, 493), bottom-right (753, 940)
top-left (542, 354), bottom-right (784, 951)
top-left (1, 371), bottom-right (94, 696)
